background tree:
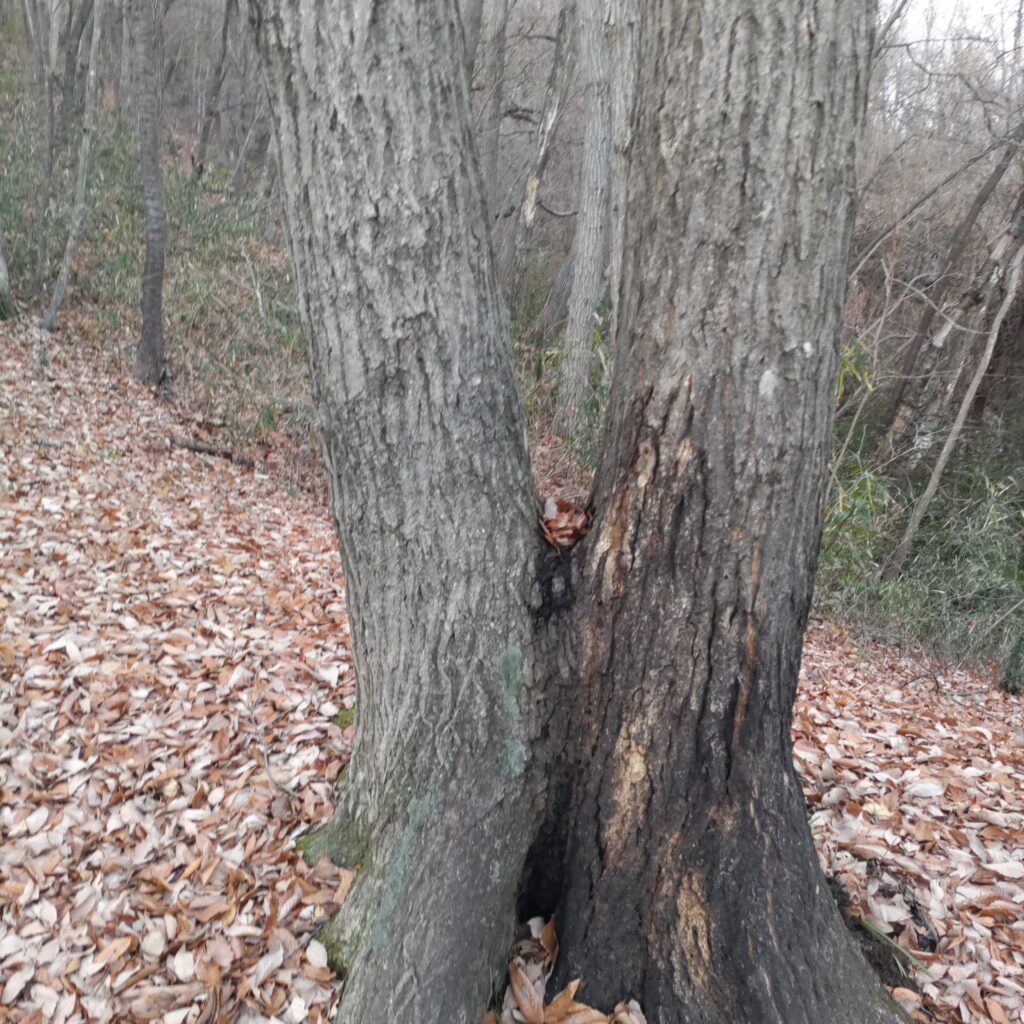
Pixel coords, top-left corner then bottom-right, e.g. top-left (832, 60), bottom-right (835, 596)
top-left (251, 0), bottom-right (902, 1022)
top-left (131, 0), bottom-right (165, 386)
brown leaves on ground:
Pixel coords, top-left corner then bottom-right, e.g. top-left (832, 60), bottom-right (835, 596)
top-left (486, 918), bottom-right (646, 1024)
top-left (2, 323), bottom-right (1023, 1024)
top-left (540, 497), bottom-right (591, 550)
top-left (0, 324), bottom-right (351, 1022)
top-left (798, 622), bottom-right (1024, 1024)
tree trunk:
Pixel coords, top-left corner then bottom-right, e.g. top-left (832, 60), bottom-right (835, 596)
top-left (253, 0), bottom-right (905, 1022)
top-left (251, 2), bottom-right (545, 1020)
top-left (191, 0), bottom-right (235, 181)
top-left (28, 0), bottom-right (56, 295)
top-left (131, 0), bottom-right (165, 387)
top-left (553, 7), bottom-right (901, 1020)
top-left (459, 0), bottom-right (484, 80)
top-left (58, 0), bottom-right (96, 130)
top-left (44, 0), bottom-right (104, 332)
top-left (604, 0), bottom-right (637, 347)
top-left (478, 0), bottom-right (509, 218)
top-left (556, 0), bottom-right (610, 437)
top-left (493, 0), bottom-right (575, 307)
top-left (0, 229), bottom-right (12, 320)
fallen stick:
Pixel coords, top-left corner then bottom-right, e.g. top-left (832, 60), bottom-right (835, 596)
top-left (168, 434), bottom-right (255, 469)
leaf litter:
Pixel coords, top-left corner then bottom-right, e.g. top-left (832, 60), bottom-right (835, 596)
top-left (1, 322), bottom-right (1023, 1024)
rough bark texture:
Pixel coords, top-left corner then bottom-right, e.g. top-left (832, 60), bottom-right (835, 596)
top-left (58, 0), bottom-right (95, 130)
top-left (44, 0), bottom-right (104, 332)
top-left (556, 1), bottom-right (610, 436)
top-left (552, 4), bottom-right (904, 1021)
top-left (250, 1), bottom-right (548, 1020)
top-left (605, 0), bottom-right (637, 346)
top-left (131, 0), bottom-right (166, 387)
top-left (254, 1), bottom-right (906, 1022)
top-left (0, 229), bottom-right (11, 319)
top-left (460, 0), bottom-right (484, 79)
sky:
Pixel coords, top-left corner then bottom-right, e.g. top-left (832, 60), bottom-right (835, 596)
top-left (901, 0), bottom-right (1020, 43)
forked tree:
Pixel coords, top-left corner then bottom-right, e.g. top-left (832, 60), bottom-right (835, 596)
top-left (250, 2), bottom-right (905, 1022)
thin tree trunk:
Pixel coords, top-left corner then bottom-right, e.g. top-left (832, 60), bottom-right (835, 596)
top-left (44, 0), bottom-right (104, 332)
top-left (459, 0), bottom-right (484, 79)
top-left (191, 0), bottom-right (235, 181)
top-left (0, 229), bottom-right (12, 319)
top-left (230, 93), bottom-right (264, 189)
top-left (119, 0), bottom-right (133, 109)
top-left (478, 0), bottom-right (509, 218)
top-left (493, 0), bottom-right (575, 305)
top-left (58, 0), bottom-right (95, 128)
top-left (604, 0), bottom-right (637, 347)
top-left (556, 0), bottom-right (610, 437)
top-left (885, 246), bottom-right (1024, 577)
top-left (29, 0), bottom-right (56, 295)
top-left (131, 0), bottom-right (165, 386)
top-left (253, 0), bottom-right (904, 1022)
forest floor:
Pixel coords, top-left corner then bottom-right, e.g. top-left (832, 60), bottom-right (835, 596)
top-left (1, 320), bottom-right (1023, 1024)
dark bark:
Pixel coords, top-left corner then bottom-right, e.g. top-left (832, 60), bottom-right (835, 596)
top-left (253, 0), bottom-right (906, 1022)
top-left (251, 1), bottom-right (545, 1020)
top-left (191, 0), bottom-right (236, 181)
top-left (131, 0), bottom-right (166, 387)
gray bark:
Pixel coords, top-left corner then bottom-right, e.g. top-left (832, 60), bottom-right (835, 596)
top-left (459, 0), bottom-right (484, 79)
top-left (556, 0), bottom-right (610, 436)
top-left (253, 0), bottom-right (904, 1021)
top-left (58, 0), bottom-right (95, 128)
top-left (44, 0), bottom-right (104, 332)
top-left (28, 0), bottom-right (56, 294)
top-left (131, 0), bottom-right (165, 387)
top-left (478, 0), bottom-right (509, 218)
top-left (250, 2), bottom-right (543, 1020)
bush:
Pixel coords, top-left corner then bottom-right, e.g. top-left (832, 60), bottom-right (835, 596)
top-left (1001, 633), bottom-right (1024, 695)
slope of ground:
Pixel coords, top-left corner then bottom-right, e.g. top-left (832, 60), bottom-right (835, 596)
top-left (1, 322), bottom-right (1022, 1024)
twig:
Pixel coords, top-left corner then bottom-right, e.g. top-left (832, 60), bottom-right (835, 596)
top-left (168, 434), bottom-right (255, 469)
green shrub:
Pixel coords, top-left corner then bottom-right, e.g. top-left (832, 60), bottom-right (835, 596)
top-left (1001, 633), bottom-right (1024, 695)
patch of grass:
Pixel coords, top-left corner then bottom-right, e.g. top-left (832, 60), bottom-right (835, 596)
top-left (333, 706), bottom-right (356, 730)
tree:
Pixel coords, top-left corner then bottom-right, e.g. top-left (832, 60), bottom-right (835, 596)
top-left (131, 0), bottom-right (166, 387)
top-left (191, 0), bottom-right (236, 181)
top-left (251, 1), bottom-right (903, 1022)
top-left (555, 0), bottom-right (610, 437)
top-left (44, 0), bottom-right (105, 332)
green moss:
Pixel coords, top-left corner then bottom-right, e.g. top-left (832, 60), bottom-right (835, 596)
top-left (318, 912), bottom-right (357, 979)
top-left (333, 705), bottom-right (356, 729)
